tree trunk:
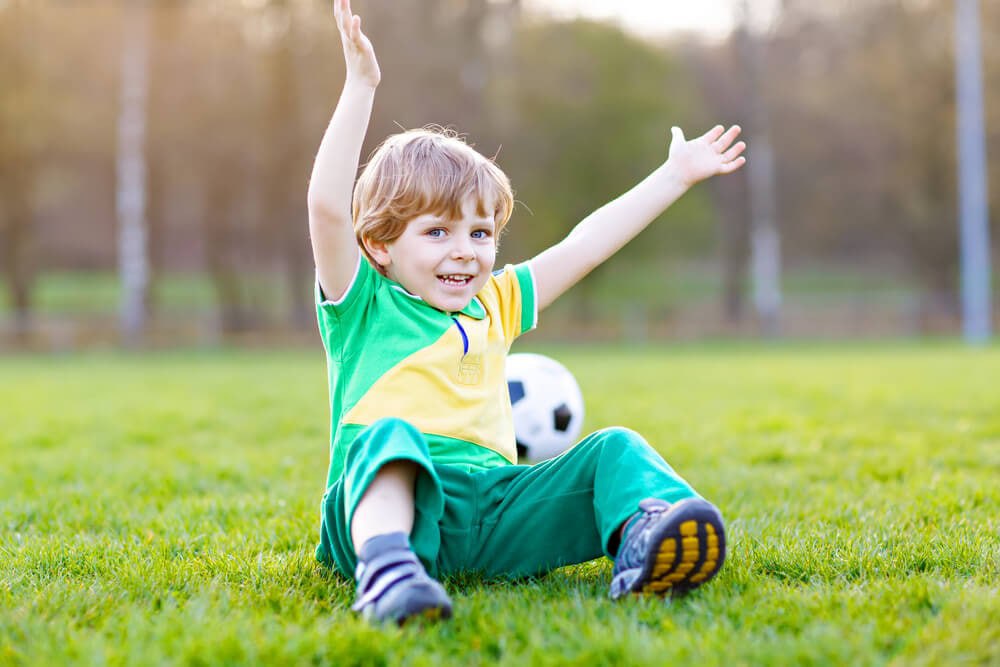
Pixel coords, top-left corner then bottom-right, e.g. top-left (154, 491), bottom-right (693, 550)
top-left (955, 0), bottom-right (992, 342)
top-left (117, 0), bottom-right (152, 346)
top-left (0, 170), bottom-right (35, 345)
top-left (204, 178), bottom-right (249, 335)
top-left (144, 3), bottom-right (179, 328)
top-left (0, 0), bottom-right (38, 345)
top-left (265, 2), bottom-right (312, 329)
top-left (738, 2), bottom-right (782, 337)
top-left (718, 180), bottom-right (749, 326)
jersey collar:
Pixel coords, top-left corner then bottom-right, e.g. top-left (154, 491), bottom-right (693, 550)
top-left (457, 297), bottom-right (485, 319)
top-left (387, 282), bottom-right (486, 320)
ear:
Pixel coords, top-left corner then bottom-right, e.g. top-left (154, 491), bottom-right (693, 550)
top-left (363, 237), bottom-right (392, 268)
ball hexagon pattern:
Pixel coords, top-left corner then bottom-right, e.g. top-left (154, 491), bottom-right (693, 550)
top-left (506, 353), bottom-right (585, 462)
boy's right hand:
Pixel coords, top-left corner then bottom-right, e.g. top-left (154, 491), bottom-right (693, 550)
top-left (334, 0), bottom-right (380, 88)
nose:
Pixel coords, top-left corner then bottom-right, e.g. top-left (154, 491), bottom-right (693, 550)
top-left (450, 236), bottom-right (475, 261)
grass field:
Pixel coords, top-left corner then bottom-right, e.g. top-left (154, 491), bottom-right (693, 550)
top-left (1, 343), bottom-right (998, 666)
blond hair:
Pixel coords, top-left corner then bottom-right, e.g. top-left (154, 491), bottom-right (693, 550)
top-left (352, 127), bottom-right (514, 273)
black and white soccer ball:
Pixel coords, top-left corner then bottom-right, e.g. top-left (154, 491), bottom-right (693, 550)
top-left (506, 353), bottom-right (585, 462)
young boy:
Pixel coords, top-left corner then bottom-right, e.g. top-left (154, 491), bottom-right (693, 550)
top-left (309, 0), bottom-right (746, 624)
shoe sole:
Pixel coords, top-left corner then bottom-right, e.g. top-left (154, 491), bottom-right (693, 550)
top-left (398, 604), bottom-right (452, 626)
top-left (388, 580), bottom-right (453, 626)
top-left (627, 498), bottom-right (726, 597)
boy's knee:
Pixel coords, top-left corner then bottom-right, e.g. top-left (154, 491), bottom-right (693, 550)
top-left (580, 426), bottom-right (660, 464)
top-left (592, 426), bottom-right (649, 451)
top-left (342, 418), bottom-right (433, 504)
top-left (598, 426), bottom-right (645, 444)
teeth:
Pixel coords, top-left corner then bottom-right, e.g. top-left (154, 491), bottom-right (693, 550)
top-left (439, 274), bottom-right (472, 285)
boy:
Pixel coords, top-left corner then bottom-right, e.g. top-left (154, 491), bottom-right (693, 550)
top-left (309, 0), bottom-right (746, 624)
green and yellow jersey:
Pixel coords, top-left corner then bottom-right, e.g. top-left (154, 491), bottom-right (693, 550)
top-left (316, 255), bottom-right (538, 486)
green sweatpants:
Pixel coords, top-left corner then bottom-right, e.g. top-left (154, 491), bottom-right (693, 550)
top-left (318, 417), bottom-right (700, 579)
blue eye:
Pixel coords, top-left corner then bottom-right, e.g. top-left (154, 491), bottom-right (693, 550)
top-left (427, 228), bottom-right (444, 238)
top-left (471, 230), bottom-right (491, 240)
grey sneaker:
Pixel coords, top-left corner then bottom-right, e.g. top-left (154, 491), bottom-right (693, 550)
top-left (610, 498), bottom-right (726, 599)
top-left (351, 532), bottom-right (452, 624)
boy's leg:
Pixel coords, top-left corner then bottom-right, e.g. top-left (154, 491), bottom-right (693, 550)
top-left (351, 460), bottom-right (417, 550)
top-left (319, 417), bottom-right (452, 623)
top-left (463, 427), bottom-right (703, 578)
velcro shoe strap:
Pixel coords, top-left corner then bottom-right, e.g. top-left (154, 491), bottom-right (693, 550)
top-left (351, 561), bottom-right (422, 611)
top-left (352, 549), bottom-right (426, 611)
top-left (355, 548), bottom-right (424, 592)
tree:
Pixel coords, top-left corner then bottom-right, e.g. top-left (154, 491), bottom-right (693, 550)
top-left (0, 1), bottom-right (41, 343)
top-left (738, 0), bottom-right (782, 336)
top-left (955, 0), bottom-right (992, 342)
top-left (117, 0), bottom-right (152, 346)
top-left (498, 19), bottom-right (713, 320)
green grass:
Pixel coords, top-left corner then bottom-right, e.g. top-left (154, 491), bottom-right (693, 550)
top-left (1, 343), bottom-right (998, 666)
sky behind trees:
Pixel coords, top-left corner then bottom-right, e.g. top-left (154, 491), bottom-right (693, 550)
top-left (526, 0), bottom-right (781, 39)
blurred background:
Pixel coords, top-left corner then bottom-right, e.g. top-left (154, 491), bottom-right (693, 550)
top-left (0, 0), bottom-right (996, 350)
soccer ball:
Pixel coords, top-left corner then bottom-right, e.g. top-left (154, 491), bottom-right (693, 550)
top-left (506, 353), bottom-right (585, 462)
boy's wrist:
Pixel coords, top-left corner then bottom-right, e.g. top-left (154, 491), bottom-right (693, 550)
top-left (655, 160), bottom-right (692, 195)
top-left (344, 75), bottom-right (378, 93)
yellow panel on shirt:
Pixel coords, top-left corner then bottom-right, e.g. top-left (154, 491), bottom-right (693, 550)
top-left (316, 260), bottom-right (538, 478)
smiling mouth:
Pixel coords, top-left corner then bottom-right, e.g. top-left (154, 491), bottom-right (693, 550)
top-left (438, 274), bottom-right (473, 287)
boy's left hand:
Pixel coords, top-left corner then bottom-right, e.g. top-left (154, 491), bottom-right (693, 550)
top-left (667, 125), bottom-right (746, 188)
top-left (334, 0), bottom-right (380, 88)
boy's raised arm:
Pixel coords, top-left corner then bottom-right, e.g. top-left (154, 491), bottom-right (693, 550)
top-left (307, 0), bottom-right (381, 301)
top-left (529, 125), bottom-right (746, 312)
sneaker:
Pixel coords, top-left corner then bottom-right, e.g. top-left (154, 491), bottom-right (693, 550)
top-left (351, 532), bottom-right (453, 624)
top-left (610, 498), bottom-right (726, 599)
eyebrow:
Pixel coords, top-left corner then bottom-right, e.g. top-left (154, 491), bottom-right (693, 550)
top-left (418, 216), bottom-right (494, 226)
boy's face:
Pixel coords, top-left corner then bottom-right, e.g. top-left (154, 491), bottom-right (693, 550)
top-left (367, 197), bottom-right (497, 313)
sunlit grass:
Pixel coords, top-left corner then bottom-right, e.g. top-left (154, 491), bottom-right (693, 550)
top-left (1, 344), bottom-right (997, 665)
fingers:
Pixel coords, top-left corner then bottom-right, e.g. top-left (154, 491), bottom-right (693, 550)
top-left (678, 124), bottom-right (743, 151)
top-left (722, 140), bottom-right (746, 162)
top-left (720, 156), bottom-right (747, 174)
top-left (336, 0), bottom-right (360, 40)
top-left (671, 126), bottom-right (686, 144)
top-left (718, 125), bottom-right (746, 173)
top-left (335, 0), bottom-right (349, 34)
top-left (712, 125), bottom-right (742, 151)
top-left (336, 7), bottom-right (367, 50)
top-left (702, 124), bottom-right (725, 144)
